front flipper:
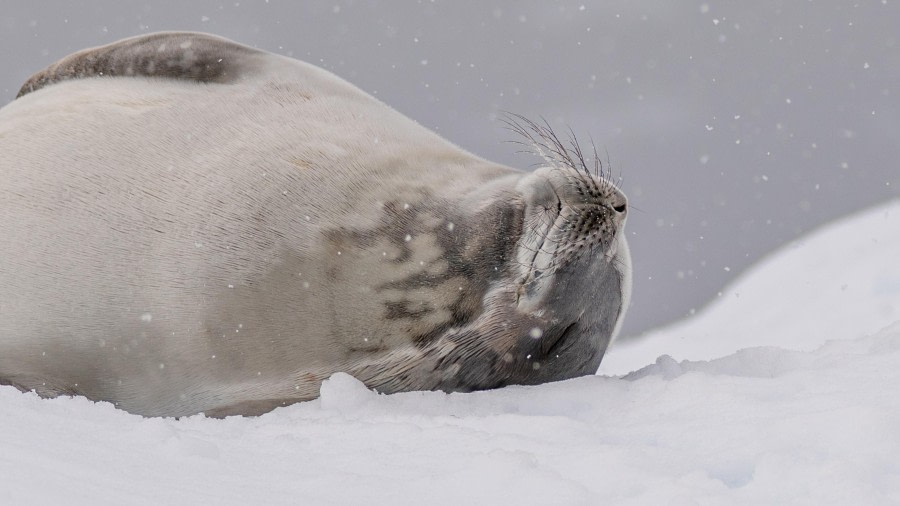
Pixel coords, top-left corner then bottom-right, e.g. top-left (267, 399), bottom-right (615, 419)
top-left (17, 31), bottom-right (264, 98)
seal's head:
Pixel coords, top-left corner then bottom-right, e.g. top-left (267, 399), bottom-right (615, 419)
top-left (418, 116), bottom-right (632, 392)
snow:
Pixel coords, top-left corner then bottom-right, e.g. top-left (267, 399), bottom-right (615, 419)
top-left (601, 198), bottom-right (900, 376)
top-left (2, 201), bottom-right (899, 505)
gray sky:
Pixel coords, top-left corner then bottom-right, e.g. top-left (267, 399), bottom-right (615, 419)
top-left (2, 1), bottom-right (898, 338)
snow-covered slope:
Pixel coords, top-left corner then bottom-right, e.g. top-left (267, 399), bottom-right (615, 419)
top-left (2, 201), bottom-right (899, 505)
top-left (601, 199), bottom-right (900, 375)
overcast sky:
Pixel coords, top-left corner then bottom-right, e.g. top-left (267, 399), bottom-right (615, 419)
top-left (2, 1), bottom-right (897, 338)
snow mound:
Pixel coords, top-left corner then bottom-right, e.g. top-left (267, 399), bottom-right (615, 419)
top-left (601, 199), bottom-right (900, 375)
top-left (1, 201), bottom-right (899, 504)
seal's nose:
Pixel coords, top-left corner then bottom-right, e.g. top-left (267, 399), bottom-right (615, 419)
top-left (609, 188), bottom-right (627, 216)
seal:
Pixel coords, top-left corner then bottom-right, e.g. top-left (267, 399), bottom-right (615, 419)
top-left (0, 32), bottom-right (631, 417)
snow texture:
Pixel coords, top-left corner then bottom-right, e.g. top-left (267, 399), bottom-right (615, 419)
top-left (2, 200), bottom-right (899, 505)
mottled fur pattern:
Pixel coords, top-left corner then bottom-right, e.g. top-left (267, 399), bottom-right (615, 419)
top-left (0, 32), bottom-right (631, 417)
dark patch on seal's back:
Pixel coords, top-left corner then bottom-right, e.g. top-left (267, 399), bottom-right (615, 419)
top-left (396, 199), bottom-right (522, 345)
top-left (381, 198), bottom-right (521, 339)
top-left (17, 32), bottom-right (262, 99)
top-left (384, 299), bottom-right (434, 320)
top-left (323, 196), bottom-right (523, 347)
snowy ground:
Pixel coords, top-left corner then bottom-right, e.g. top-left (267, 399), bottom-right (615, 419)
top-left (2, 200), bottom-right (899, 505)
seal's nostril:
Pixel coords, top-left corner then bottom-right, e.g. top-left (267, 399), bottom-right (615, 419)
top-left (613, 204), bottom-right (627, 214)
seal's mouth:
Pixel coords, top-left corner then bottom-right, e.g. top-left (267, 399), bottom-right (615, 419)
top-left (514, 192), bottom-right (571, 311)
top-left (523, 191), bottom-right (563, 282)
top-left (541, 320), bottom-right (578, 357)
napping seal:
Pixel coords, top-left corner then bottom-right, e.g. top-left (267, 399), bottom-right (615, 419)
top-left (0, 32), bottom-right (631, 417)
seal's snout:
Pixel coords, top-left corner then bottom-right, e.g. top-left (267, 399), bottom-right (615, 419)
top-left (532, 166), bottom-right (627, 224)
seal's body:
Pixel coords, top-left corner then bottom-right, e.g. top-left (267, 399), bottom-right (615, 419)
top-left (0, 33), bottom-right (631, 417)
